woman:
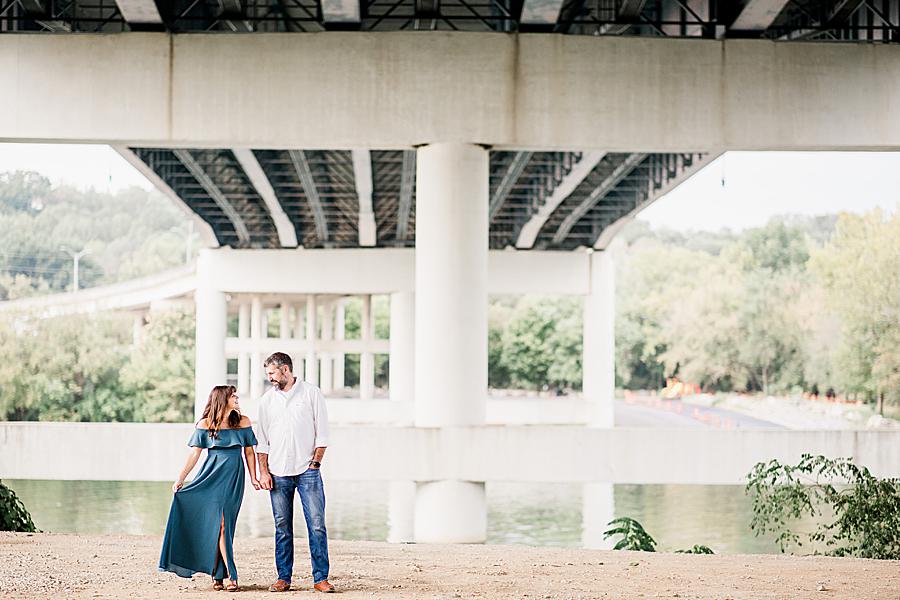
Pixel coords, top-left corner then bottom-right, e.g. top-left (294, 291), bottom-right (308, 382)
top-left (159, 385), bottom-right (260, 592)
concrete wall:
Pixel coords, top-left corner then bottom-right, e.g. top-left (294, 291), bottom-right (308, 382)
top-left (200, 248), bottom-right (589, 295)
top-left (2, 421), bottom-right (898, 484)
top-left (2, 33), bottom-right (898, 151)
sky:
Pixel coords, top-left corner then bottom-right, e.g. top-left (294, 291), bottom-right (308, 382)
top-left (0, 143), bottom-right (897, 233)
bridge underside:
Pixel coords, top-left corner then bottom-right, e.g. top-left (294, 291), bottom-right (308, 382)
top-left (2, 0), bottom-right (898, 43)
top-left (124, 147), bottom-right (706, 250)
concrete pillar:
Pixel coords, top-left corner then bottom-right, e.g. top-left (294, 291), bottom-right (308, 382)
top-left (414, 142), bottom-right (488, 427)
top-left (237, 302), bottom-right (250, 397)
top-left (412, 143), bottom-right (488, 544)
top-left (320, 301), bottom-right (334, 395)
top-left (583, 251), bottom-right (615, 428)
top-left (334, 300), bottom-right (346, 390)
top-left (581, 482), bottom-right (616, 549)
top-left (294, 302), bottom-right (305, 339)
top-left (360, 294), bottom-right (375, 400)
top-left (389, 291), bottom-right (415, 406)
top-left (279, 301), bottom-right (291, 339)
top-left (194, 253), bottom-right (227, 420)
top-left (249, 296), bottom-right (264, 416)
top-left (414, 480), bottom-right (487, 544)
top-left (387, 480), bottom-right (416, 543)
top-left (305, 295), bottom-right (318, 385)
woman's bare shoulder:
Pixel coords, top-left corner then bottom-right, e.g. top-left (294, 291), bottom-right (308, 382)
top-left (196, 418), bottom-right (209, 429)
top-left (239, 415), bottom-right (252, 427)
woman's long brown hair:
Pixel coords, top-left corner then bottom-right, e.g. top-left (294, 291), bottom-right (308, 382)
top-left (201, 385), bottom-right (241, 438)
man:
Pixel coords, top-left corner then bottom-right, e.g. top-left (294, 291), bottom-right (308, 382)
top-left (256, 352), bottom-right (334, 593)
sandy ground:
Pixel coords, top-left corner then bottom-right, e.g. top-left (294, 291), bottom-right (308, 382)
top-left (1, 533), bottom-right (899, 600)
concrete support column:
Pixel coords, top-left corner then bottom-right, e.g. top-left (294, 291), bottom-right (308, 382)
top-left (293, 302), bottom-right (305, 339)
top-left (360, 294), bottom-right (375, 400)
top-left (237, 302), bottom-right (250, 397)
top-left (334, 300), bottom-right (346, 390)
top-left (194, 252), bottom-right (227, 420)
top-left (389, 291), bottom-right (415, 406)
top-left (414, 142), bottom-right (488, 427)
top-left (305, 295), bottom-right (318, 385)
top-left (583, 251), bottom-right (616, 428)
top-left (279, 301), bottom-right (291, 339)
top-left (249, 296), bottom-right (264, 415)
top-left (582, 482), bottom-right (616, 549)
top-left (412, 142), bottom-right (488, 544)
top-left (414, 480), bottom-right (487, 544)
top-left (320, 301), bottom-right (334, 395)
top-left (387, 480), bottom-right (417, 543)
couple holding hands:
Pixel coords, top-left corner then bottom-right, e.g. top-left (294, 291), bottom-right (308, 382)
top-left (158, 352), bottom-right (334, 593)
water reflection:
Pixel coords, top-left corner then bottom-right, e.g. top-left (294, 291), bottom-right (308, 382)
top-left (7, 480), bottom-right (789, 554)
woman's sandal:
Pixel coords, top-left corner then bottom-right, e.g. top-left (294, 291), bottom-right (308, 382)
top-left (225, 581), bottom-right (240, 592)
top-left (212, 579), bottom-right (225, 591)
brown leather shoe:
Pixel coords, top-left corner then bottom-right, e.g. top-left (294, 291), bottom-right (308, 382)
top-left (268, 579), bottom-right (291, 592)
top-left (313, 580), bottom-right (335, 593)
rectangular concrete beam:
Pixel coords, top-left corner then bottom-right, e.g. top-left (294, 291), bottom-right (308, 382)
top-left (2, 422), bottom-right (898, 484)
top-left (199, 248), bottom-right (591, 295)
top-left (1, 33), bottom-right (899, 150)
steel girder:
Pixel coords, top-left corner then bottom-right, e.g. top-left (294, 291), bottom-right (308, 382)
top-left (128, 146), bottom-right (708, 251)
top-left (2, 0), bottom-right (897, 41)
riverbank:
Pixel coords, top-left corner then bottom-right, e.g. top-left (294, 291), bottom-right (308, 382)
top-left (2, 533), bottom-right (898, 599)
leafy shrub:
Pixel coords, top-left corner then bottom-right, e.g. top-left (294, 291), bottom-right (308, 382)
top-left (603, 517), bottom-right (657, 552)
top-left (0, 480), bottom-right (37, 532)
top-left (746, 454), bottom-right (900, 559)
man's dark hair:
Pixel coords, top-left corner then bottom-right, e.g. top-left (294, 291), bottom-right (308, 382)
top-left (264, 352), bottom-right (293, 372)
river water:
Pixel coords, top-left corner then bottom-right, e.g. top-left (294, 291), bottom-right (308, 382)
top-left (7, 479), bottom-right (797, 554)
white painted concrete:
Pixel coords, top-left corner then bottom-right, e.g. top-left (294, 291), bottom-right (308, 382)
top-left (360, 295), bottom-right (375, 401)
top-left (414, 143), bottom-right (488, 427)
top-left (320, 301), bottom-right (334, 395)
top-left (352, 149), bottom-right (376, 247)
top-left (232, 148), bottom-right (298, 248)
top-left (581, 482), bottom-right (616, 549)
top-left (334, 300), bottom-right (346, 390)
top-left (3, 423), bottom-right (900, 484)
top-left (237, 301), bottom-right (250, 396)
top-left (414, 480), bottom-right (487, 544)
top-left (4, 34), bottom-right (899, 150)
top-left (0, 264), bottom-right (196, 316)
top-left (194, 274), bottom-right (227, 419)
top-left (248, 296), bottom-right (264, 418)
top-left (583, 251), bottom-right (615, 427)
top-left (387, 481), bottom-right (416, 543)
top-left (389, 292), bottom-right (415, 412)
top-left (0, 251), bottom-right (590, 318)
top-left (304, 295), bottom-right (318, 386)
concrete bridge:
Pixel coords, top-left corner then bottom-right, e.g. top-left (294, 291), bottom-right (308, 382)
top-left (2, 0), bottom-right (900, 544)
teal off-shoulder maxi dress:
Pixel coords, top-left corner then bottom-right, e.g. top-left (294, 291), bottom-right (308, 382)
top-left (159, 427), bottom-right (257, 581)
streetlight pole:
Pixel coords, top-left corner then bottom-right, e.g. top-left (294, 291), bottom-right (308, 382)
top-left (60, 246), bottom-right (91, 293)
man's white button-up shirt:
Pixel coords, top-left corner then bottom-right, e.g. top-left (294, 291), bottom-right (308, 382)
top-left (255, 379), bottom-right (330, 477)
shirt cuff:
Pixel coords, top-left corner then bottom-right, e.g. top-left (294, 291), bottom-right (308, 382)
top-left (256, 443), bottom-right (270, 454)
top-left (314, 438), bottom-right (328, 448)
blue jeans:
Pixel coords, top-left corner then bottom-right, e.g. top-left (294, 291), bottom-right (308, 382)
top-left (270, 470), bottom-right (329, 584)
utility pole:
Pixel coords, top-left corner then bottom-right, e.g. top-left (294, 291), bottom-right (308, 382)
top-left (60, 246), bottom-right (91, 293)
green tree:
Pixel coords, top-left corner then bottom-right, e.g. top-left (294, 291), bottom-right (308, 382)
top-left (499, 296), bottom-right (582, 391)
top-left (811, 210), bottom-right (900, 411)
top-left (119, 309), bottom-right (196, 422)
top-left (0, 313), bottom-right (131, 421)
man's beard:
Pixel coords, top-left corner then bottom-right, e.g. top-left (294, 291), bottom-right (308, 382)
top-left (275, 379), bottom-right (287, 390)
